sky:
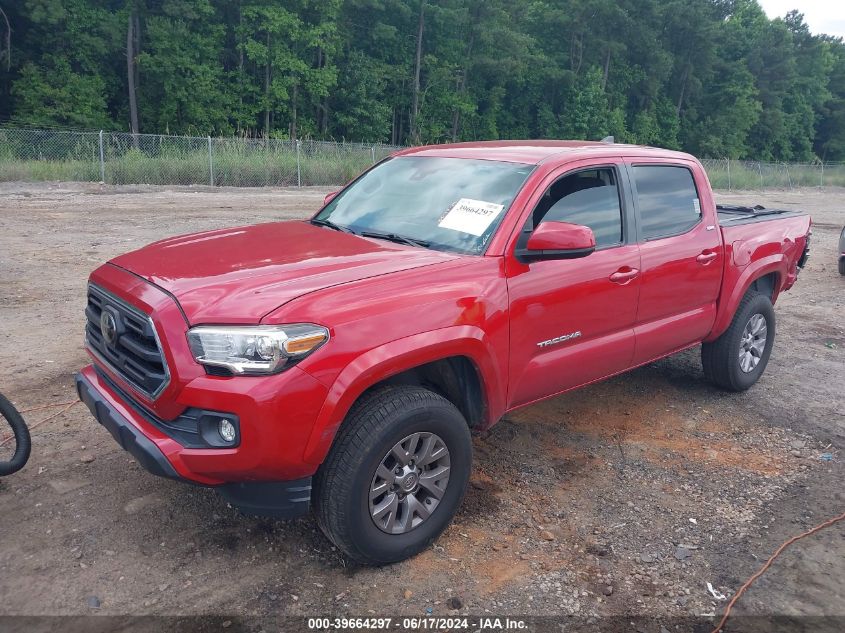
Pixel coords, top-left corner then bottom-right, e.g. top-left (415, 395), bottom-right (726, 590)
top-left (758, 0), bottom-right (845, 39)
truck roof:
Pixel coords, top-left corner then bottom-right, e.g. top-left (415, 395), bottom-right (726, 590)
top-left (395, 140), bottom-right (696, 165)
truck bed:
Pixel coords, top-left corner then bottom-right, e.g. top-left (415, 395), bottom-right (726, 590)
top-left (714, 205), bottom-right (812, 311)
top-left (717, 204), bottom-right (805, 226)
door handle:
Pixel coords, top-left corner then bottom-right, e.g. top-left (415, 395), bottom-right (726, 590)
top-left (696, 251), bottom-right (718, 264)
top-left (609, 267), bottom-right (639, 284)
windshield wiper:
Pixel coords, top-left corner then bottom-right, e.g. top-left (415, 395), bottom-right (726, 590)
top-left (311, 218), bottom-right (354, 233)
top-left (359, 230), bottom-right (431, 249)
top-left (313, 219), bottom-right (429, 248)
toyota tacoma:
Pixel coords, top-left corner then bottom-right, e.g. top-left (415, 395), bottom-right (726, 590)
top-left (76, 141), bottom-right (811, 564)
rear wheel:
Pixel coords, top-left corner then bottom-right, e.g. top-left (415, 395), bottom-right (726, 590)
top-left (314, 386), bottom-right (472, 565)
top-left (839, 257), bottom-right (845, 276)
top-left (702, 291), bottom-right (776, 392)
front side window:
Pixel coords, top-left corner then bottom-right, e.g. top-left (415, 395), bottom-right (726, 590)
top-left (633, 165), bottom-right (701, 239)
top-left (532, 168), bottom-right (623, 248)
top-left (314, 156), bottom-right (533, 255)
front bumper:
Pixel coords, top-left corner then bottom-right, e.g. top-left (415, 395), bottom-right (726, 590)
top-left (76, 367), bottom-right (322, 518)
top-left (76, 371), bottom-right (179, 480)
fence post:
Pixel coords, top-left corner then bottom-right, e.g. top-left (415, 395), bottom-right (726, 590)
top-left (784, 163), bottom-right (792, 190)
top-left (726, 158), bottom-right (731, 191)
top-left (371, 145), bottom-right (376, 165)
top-left (98, 130), bottom-right (105, 182)
top-left (758, 162), bottom-right (763, 189)
top-left (820, 163), bottom-right (824, 188)
top-left (207, 136), bottom-right (214, 186)
top-left (296, 139), bottom-right (302, 187)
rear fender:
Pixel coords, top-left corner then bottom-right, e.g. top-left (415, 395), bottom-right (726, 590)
top-left (301, 325), bottom-right (506, 465)
top-left (705, 255), bottom-right (785, 342)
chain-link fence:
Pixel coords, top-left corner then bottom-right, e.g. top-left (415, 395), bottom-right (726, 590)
top-left (699, 157), bottom-right (845, 189)
top-left (0, 127), bottom-right (402, 187)
top-left (1, 127), bottom-right (844, 189)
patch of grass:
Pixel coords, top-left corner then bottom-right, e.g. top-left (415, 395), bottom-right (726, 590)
top-left (0, 130), bottom-right (387, 186)
top-left (0, 148), bottom-right (377, 186)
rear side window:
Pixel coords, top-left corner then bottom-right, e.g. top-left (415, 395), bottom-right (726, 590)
top-left (633, 165), bottom-right (701, 239)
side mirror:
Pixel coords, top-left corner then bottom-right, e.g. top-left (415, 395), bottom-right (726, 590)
top-left (518, 221), bottom-right (596, 261)
top-left (323, 190), bottom-right (340, 206)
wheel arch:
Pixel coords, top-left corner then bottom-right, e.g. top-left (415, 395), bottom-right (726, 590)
top-left (302, 326), bottom-right (506, 465)
top-left (705, 257), bottom-right (784, 343)
top-left (365, 356), bottom-right (486, 428)
top-left (748, 271), bottom-right (779, 300)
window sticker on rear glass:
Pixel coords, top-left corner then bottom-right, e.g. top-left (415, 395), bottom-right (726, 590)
top-left (693, 198), bottom-right (701, 214)
top-left (438, 198), bottom-right (505, 236)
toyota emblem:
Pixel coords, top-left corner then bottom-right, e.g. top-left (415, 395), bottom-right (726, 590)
top-left (100, 310), bottom-right (118, 346)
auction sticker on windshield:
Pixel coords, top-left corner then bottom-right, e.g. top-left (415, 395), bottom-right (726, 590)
top-left (438, 198), bottom-right (505, 236)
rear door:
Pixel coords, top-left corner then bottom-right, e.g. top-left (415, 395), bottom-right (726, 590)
top-left (505, 159), bottom-right (641, 408)
top-left (625, 159), bottom-right (722, 364)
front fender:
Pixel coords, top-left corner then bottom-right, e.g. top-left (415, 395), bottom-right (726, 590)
top-left (301, 325), bottom-right (506, 465)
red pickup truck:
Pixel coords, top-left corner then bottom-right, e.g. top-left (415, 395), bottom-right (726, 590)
top-left (76, 141), bottom-right (810, 564)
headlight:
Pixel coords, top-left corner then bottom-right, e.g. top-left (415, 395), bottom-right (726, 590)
top-left (187, 324), bottom-right (329, 375)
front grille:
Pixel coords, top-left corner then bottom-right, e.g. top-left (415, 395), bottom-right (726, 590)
top-left (85, 284), bottom-right (169, 399)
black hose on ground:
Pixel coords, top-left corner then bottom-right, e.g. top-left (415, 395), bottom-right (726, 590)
top-left (0, 392), bottom-right (32, 476)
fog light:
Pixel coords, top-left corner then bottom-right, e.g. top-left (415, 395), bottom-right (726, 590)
top-left (218, 419), bottom-right (237, 443)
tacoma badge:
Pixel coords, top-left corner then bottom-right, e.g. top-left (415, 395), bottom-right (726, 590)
top-left (537, 331), bottom-right (582, 348)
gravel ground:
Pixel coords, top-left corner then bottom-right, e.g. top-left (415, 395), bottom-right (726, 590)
top-left (0, 182), bottom-right (842, 629)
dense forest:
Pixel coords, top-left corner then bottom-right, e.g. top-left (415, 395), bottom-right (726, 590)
top-left (0, 0), bottom-right (844, 160)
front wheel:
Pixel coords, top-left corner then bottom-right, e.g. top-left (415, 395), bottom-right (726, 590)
top-left (0, 393), bottom-right (32, 476)
top-left (702, 291), bottom-right (776, 392)
top-left (314, 386), bottom-right (472, 565)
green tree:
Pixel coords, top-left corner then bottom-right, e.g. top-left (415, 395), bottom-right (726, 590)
top-left (815, 37), bottom-right (845, 160)
top-left (238, 0), bottom-right (339, 138)
top-left (11, 59), bottom-right (112, 128)
top-left (9, 0), bottom-right (122, 128)
top-left (680, 1), bottom-right (762, 158)
top-left (138, 0), bottom-right (231, 134)
top-left (2, 0), bottom-right (844, 159)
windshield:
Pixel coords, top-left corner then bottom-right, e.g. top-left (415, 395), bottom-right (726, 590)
top-left (314, 156), bottom-right (534, 255)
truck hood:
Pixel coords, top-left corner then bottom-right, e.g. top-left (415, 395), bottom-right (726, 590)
top-left (109, 220), bottom-right (459, 324)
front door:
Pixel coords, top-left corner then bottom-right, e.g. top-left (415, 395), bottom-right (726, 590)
top-left (506, 162), bottom-right (641, 408)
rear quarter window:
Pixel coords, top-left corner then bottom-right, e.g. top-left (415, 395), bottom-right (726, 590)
top-left (633, 165), bottom-right (701, 240)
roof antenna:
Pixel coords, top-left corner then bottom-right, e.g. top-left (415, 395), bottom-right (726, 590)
top-left (600, 136), bottom-right (614, 144)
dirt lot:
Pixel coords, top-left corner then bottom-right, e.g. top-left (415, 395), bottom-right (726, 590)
top-left (0, 182), bottom-right (843, 629)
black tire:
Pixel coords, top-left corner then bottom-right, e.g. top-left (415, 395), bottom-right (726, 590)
top-left (702, 291), bottom-right (776, 392)
top-left (839, 257), bottom-right (845, 276)
top-left (313, 386), bottom-right (472, 565)
top-left (0, 393), bottom-right (32, 476)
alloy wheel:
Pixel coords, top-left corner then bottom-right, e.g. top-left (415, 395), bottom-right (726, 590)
top-left (738, 313), bottom-right (767, 373)
top-left (369, 432), bottom-right (451, 535)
